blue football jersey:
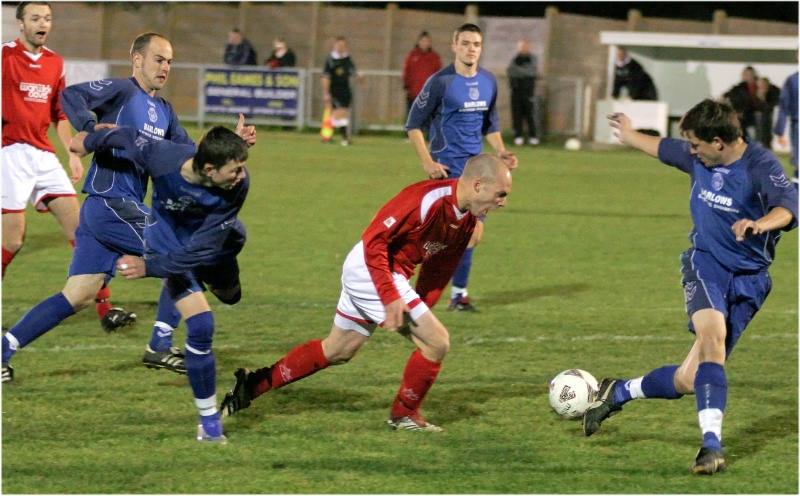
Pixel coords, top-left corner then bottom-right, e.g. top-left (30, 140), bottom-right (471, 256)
top-left (61, 77), bottom-right (193, 202)
top-left (658, 137), bottom-right (798, 271)
top-left (83, 127), bottom-right (249, 278)
top-left (406, 64), bottom-right (500, 166)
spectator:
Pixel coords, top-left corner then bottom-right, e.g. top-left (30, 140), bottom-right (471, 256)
top-left (773, 71), bottom-right (798, 184)
top-left (402, 31), bottom-right (441, 116)
top-left (321, 36), bottom-right (364, 146)
top-left (753, 76), bottom-right (781, 149)
top-left (224, 28), bottom-right (257, 66)
top-left (507, 40), bottom-right (539, 146)
top-left (724, 66), bottom-right (758, 137)
top-left (264, 37), bottom-right (296, 68)
top-left (612, 47), bottom-right (658, 100)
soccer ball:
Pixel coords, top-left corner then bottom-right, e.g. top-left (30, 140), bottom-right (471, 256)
top-left (548, 369), bottom-right (599, 419)
top-left (564, 137), bottom-right (582, 151)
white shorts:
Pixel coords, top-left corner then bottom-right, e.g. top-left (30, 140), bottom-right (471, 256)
top-left (334, 241), bottom-right (430, 336)
top-left (2, 142), bottom-right (76, 213)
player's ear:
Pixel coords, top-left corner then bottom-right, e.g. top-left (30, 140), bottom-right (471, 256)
top-left (202, 163), bottom-right (215, 178)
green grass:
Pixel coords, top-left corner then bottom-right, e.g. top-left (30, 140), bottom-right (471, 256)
top-left (2, 130), bottom-right (797, 494)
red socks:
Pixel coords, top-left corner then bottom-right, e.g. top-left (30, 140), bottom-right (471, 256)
top-left (390, 349), bottom-right (442, 420)
top-left (94, 284), bottom-right (112, 319)
top-left (2, 247), bottom-right (15, 279)
top-left (252, 339), bottom-right (329, 399)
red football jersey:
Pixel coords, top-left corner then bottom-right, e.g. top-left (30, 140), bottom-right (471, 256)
top-left (2, 39), bottom-right (67, 153)
top-left (362, 178), bottom-right (477, 308)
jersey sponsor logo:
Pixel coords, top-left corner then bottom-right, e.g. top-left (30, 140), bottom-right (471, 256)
top-left (711, 172), bottom-right (724, 191)
top-left (462, 100), bottom-right (488, 110)
top-left (19, 82), bottom-right (51, 102)
top-left (143, 122), bottom-right (165, 138)
top-left (770, 173), bottom-right (791, 188)
top-left (423, 240), bottom-right (447, 258)
top-left (28, 64), bottom-right (41, 68)
top-left (163, 196), bottom-right (204, 214)
top-left (449, 223), bottom-right (459, 229)
top-left (468, 87), bottom-right (479, 100)
top-left (698, 187), bottom-right (733, 208)
top-left (383, 216), bottom-right (396, 228)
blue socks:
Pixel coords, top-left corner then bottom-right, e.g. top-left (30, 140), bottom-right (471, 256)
top-left (2, 292), bottom-right (75, 363)
top-left (695, 361), bottom-right (727, 451)
top-left (614, 365), bottom-right (683, 405)
top-left (641, 365), bottom-right (683, 399)
top-left (148, 286), bottom-right (181, 352)
top-left (451, 247), bottom-right (474, 296)
top-left (185, 312), bottom-right (217, 414)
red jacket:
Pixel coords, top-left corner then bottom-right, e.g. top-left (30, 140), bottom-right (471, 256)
top-left (402, 47), bottom-right (442, 100)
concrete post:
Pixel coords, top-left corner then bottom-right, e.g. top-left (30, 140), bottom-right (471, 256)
top-left (712, 10), bottom-right (728, 34)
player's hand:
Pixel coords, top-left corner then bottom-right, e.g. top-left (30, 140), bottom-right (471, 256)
top-left (776, 135), bottom-right (788, 147)
top-left (116, 255), bottom-right (146, 280)
top-left (498, 150), bottom-right (518, 171)
top-left (67, 153), bottom-right (84, 183)
top-left (607, 112), bottom-right (634, 144)
top-left (236, 113), bottom-right (257, 148)
top-left (731, 218), bottom-right (761, 241)
top-left (423, 159), bottom-right (449, 179)
top-left (383, 298), bottom-right (411, 332)
top-left (94, 123), bottom-right (117, 131)
top-left (69, 131), bottom-right (90, 157)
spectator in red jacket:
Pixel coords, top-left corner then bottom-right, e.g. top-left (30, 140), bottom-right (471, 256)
top-left (402, 31), bottom-right (442, 116)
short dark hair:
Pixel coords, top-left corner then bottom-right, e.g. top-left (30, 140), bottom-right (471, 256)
top-left (193, 126), bottom-right (248, 175)
top-left (453, 23), bottom-right (482, 42)
top-left (130, 32), bottom-right (167, 59)
top-left (679, 99), bottom-right (743, 144)
top-left (16, 1), bottom-right (50, 20)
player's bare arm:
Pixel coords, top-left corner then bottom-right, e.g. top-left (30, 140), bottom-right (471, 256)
top-left (731, 206), bottom-right (794, 241)
top-left (486, 132), bottom-right (518, 170)
top-left (407, 128), bottom-right (449, 178)
top-left (383, 298), bottom-right (412, 332)
top-left (608, 112), bottom-right (662, 158)
top-left (116, 255), bottom-right (146, 280)
top-left (55, 119), bottom-right (84, 183)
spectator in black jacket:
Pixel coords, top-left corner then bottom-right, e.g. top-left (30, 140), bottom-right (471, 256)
top-left (264, 38), bottom-right (296, 68)
top-left (507, 40), bottom-right (539, 146)
top-left (224, 28), bottom-right (257, 66)
top-left (724, 66), bottom-right (758, 137)
top-left (612, 47), bottom-right (658, 101)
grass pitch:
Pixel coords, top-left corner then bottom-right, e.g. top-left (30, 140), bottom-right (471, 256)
top-left (2, 129), bottom-right (797, 494)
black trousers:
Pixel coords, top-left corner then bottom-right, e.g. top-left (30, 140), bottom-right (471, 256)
top-left (511, 90), bottom-right (536, 138)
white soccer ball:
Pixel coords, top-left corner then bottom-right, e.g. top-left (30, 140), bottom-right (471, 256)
top-left (564, 137), bottom-right (582, 151)
top-left (548, 368), bottom-right (599, 419)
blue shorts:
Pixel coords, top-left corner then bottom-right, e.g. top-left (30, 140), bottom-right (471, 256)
top-left (164, 257), bottom-right (241, 303)
top-left (680, 247), bottom-right (772, 358)
top-left (70, 196), bottom-right (149, 281)
top-left (435, 156), bottom-right (469, 179)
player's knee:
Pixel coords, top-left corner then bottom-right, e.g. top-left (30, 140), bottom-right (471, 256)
top-left (185, 311), bottom-right (214, 353)
top-left (424, 331), bottom-right (450, 362)
top-left (3, 239), bottom-right (23, 254)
